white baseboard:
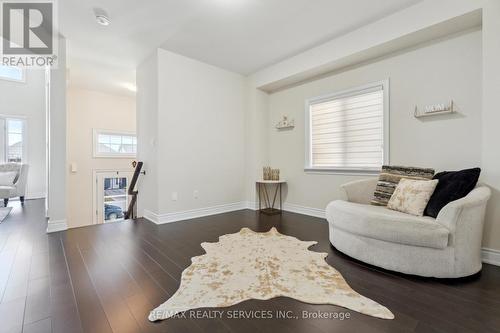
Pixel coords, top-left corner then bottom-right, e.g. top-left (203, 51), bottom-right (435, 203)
top-left (244, 201), bottom-right (258, 210)
top-left (244, 201), bottom-right (325, 219)
top-left (482, 248), bottom-right (500, 266)
top-left (283, 202), bottom-right (326, 219)
top-left (26, 192), bottom-right (46, 200)
top-left (144, 202), bottom-right (248, 225)
top-left (46, 219), bottom-right (68, 233)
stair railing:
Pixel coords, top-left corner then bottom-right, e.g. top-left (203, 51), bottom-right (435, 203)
top-left (125, 161), bottom-right (144, 220)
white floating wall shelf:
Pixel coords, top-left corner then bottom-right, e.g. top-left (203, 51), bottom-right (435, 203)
top-left (414, 100), bottom-right (455, 118)
top-left (276, 116), bottom-right (295, 130)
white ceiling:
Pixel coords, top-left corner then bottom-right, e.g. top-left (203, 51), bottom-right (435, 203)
top-left (60, 0), bottom-right (423, 95)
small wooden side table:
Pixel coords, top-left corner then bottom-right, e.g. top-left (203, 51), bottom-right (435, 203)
top-left (256, 180), bottom-right (286, 215)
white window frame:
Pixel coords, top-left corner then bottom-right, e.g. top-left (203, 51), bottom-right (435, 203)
top-left (0, 65), bottom-right (26, 83)
top-left (0, 115), bottom-right (28, 163)
top-left (304, 80), bottom-right (390, 175)
top-left (93, 129), bottom-right (137, 159)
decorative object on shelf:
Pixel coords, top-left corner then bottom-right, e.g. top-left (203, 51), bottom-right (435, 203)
top-left (263, 166), bottom-right (271, 180)
top-left (275, 115), bottom-right (295, 130)
top-left (271, 168), bottom-right (280, 181)
top-left (414, 100), bottom-right (455, 118)
top-left (263, 166), bottom-right (280, 181)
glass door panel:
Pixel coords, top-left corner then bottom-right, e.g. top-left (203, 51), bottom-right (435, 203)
top-left (104, 177), bottom-right (127, 222)
top-left (96, 171), bottom-right (133, 224)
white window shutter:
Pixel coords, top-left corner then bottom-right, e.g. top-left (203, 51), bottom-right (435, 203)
top-left (309, 85), bottom-right (385, 170)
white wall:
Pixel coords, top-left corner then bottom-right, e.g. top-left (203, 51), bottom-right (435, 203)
top-left (266, 31), bottom-right (482, 216)
top-left (244, 86), bottom-right (269, 204)
top-left (136, 49), bottom-right (246, 219)
top-left (0, 68), bottom-right (46, 198)
top-left (66, 88), bottom-right (136, 229)
top-left (481, 0), bottom-right (500, 250)
top-left (158, 49), bottom-right (246, 213)
top-left (47, 36), bottom-right (67, 232)
top-left (136, 52), bottom-right (159, 217)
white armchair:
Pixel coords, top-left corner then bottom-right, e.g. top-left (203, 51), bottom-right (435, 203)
top-left (327, 178), bottom-right (491, 278)
top-left (0, 163), bottom-right (29, 207)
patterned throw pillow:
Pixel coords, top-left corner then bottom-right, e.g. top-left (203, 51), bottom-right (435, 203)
top-left (371, 165), bottom-right (435, 206)
top-left (387, 179), bottom-right (439, 216)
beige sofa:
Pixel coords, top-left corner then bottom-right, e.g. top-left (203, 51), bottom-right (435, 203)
top-left (326, 178), bottom-right (491, 278)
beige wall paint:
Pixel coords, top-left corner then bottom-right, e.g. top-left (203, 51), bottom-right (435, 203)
top-left (67, 88), bottom-right (136, 229)
top-left (267, 30), bottom-right (485, 237)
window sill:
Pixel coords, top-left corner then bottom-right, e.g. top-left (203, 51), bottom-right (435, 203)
top-left (304, 168), bottom-right (380, 176)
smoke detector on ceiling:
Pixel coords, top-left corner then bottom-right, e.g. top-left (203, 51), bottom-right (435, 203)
top-left (94, 8), bottom-right (110, 26)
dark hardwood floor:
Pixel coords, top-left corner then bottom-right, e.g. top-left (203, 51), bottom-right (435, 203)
top-left (1, 199), bottom-right (500, 333)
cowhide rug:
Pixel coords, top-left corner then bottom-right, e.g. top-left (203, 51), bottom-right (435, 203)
top-left (149, 227), bottom-right (394, 321)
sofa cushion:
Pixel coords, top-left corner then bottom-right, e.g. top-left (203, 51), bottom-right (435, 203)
top-left (0, 185), bottom-right (15, 197)
top-left (327, 200), bottom-right (450, 249)
top-left (424, 168), bottom-right (481, 218)
top-left (0, 171), bottom-right (17, 186)
top-left (371, 165), bottom-right (435, 206)
top-left (387, 179), bottom-right (438, 216)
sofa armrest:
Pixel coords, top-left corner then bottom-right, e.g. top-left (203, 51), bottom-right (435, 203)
top-left (435, 186), bottom-right (491, 275)
top-left (340, 178), bottom-right (378, 204)
top-left (435, 186), bottom-right (491, 232)
top-left (12, 164), bottom-right (29, 197)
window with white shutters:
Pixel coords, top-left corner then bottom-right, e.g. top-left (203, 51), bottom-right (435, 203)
top-left (305, 81), bottom-right (389, 173)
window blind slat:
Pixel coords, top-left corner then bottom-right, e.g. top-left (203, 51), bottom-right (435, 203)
top-left (313, 123), bottom-right (382, 135)
top-left (311, 92), bottom-right (383, 114)
top-left (313, 145), bottom-right (382, 153)
top-left (308, 84), bottom-right (385, 170)
top-left (310, 90), bottom-right (382, 110)
top-left (311, 107), bottom-right (380, 125)
top-left (312, 116), bottom-right (382, 130)
top-left (311, 102), bottom-right (382, 117)
top-left (312, 132), bottom-right (382, 143)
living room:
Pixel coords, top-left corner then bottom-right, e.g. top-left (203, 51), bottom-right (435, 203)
top-left (0, 0), bottom-right (499, 332)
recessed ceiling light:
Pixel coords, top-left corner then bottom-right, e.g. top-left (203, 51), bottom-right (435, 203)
top-left (93, 8), bottom-right (110, 26)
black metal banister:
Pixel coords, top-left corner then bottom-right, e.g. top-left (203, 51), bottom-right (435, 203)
top-left (125, 161), bottom-right (144, 220)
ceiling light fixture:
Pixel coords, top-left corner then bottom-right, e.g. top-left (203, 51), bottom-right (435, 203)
top-left (93, 8), bottom-right (110, 26)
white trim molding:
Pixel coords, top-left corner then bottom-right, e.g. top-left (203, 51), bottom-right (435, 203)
top-left (26, 192), bottom-right (46, 200)
top-left (244, 201), bottom-right (325, 219)
top-left (282, 203), bottom-right (326, 219)
top-left (482, 248), bottom-right (500, 267)
top-left (46, 219), bottom-right (68, 233)
top-left (143, 202), bottom-right (248, 225)
top-left (245, 201), bottom-right (258, 211)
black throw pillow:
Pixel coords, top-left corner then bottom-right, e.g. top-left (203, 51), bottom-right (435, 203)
top-left (424, 168), bottom-right (481, 218)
